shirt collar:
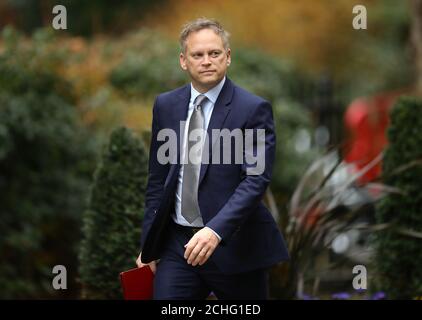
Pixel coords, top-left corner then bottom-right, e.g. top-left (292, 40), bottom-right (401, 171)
top-left (190, 76), bottom-right (226, 106)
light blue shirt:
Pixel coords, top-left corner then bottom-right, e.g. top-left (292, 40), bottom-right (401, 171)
top-left (172, 76), bottom-right (226, 239)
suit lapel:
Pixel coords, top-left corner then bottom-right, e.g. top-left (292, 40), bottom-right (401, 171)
top-left (166, 84), bottom-right (190, 184)
top-left (198, 78), bottom-right (234, 186)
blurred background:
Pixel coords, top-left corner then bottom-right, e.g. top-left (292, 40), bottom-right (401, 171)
top-left (0, 0), bottom-right (421, 300)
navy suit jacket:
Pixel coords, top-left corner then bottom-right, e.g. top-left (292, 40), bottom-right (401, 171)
top-left (140, 78), bottom-right (289, 274)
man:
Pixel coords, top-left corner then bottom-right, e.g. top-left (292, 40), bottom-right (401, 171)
top-left (136, 17), bottom-right (289, 299)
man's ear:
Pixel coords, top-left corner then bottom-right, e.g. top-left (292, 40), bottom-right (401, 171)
top-left (180, 52), bottom-right (187, 70)
top-left (226, 48), bottom-right (231, 66)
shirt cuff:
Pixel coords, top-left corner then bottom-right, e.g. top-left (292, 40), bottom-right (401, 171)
top-left (206, 227), bottom-right (222, 242)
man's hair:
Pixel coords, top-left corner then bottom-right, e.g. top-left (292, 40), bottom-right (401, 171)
top-left (179, 17), bottom-right (230, 53)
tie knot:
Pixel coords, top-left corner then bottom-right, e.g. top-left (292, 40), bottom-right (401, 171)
top-left (194, 94), bottom-right (207, 110)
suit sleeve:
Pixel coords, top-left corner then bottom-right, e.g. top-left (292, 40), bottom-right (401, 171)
top-left (140, 97), bottom-right (170, 249)
top-left (205, 100), bottom-right (276, 245)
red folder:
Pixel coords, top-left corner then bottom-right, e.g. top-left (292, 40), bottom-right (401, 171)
top-left (119, 266), bottom-right (154, 300)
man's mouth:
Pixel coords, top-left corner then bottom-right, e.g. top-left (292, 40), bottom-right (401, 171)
top-left (201, 70), bottom-right (216, 74)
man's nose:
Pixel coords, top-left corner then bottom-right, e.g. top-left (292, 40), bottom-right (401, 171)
top-left (201, 55), bottom-right (211, 65)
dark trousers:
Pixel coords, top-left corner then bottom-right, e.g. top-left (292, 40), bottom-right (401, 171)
top-left (153, 220), bottom-right (269, 300)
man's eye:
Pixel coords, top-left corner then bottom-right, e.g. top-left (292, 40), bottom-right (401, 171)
top-left (211, 51), bottom-right (220, 57)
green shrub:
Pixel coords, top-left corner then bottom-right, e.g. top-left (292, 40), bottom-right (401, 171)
top-left (1, 0), bottom-right (166, 36)
top-left (229, 48), bottom-right (310, 103)
top-left (109, 31), bottom-right (187, 98)
top-left (79, 127), bottom-right (148, 299)
top-left (0, 69), bottom-right (97, 299)
top-left (373, 96), bottom-right (422, 299)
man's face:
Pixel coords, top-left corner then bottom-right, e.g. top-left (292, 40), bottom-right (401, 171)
top-left (180, 28), bottom-right (231, 93)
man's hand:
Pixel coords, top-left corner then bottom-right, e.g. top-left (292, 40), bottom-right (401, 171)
top-left (184, 227), bottom-right (221, 266)
top-left (136, 251), bottom-right (157, 274)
